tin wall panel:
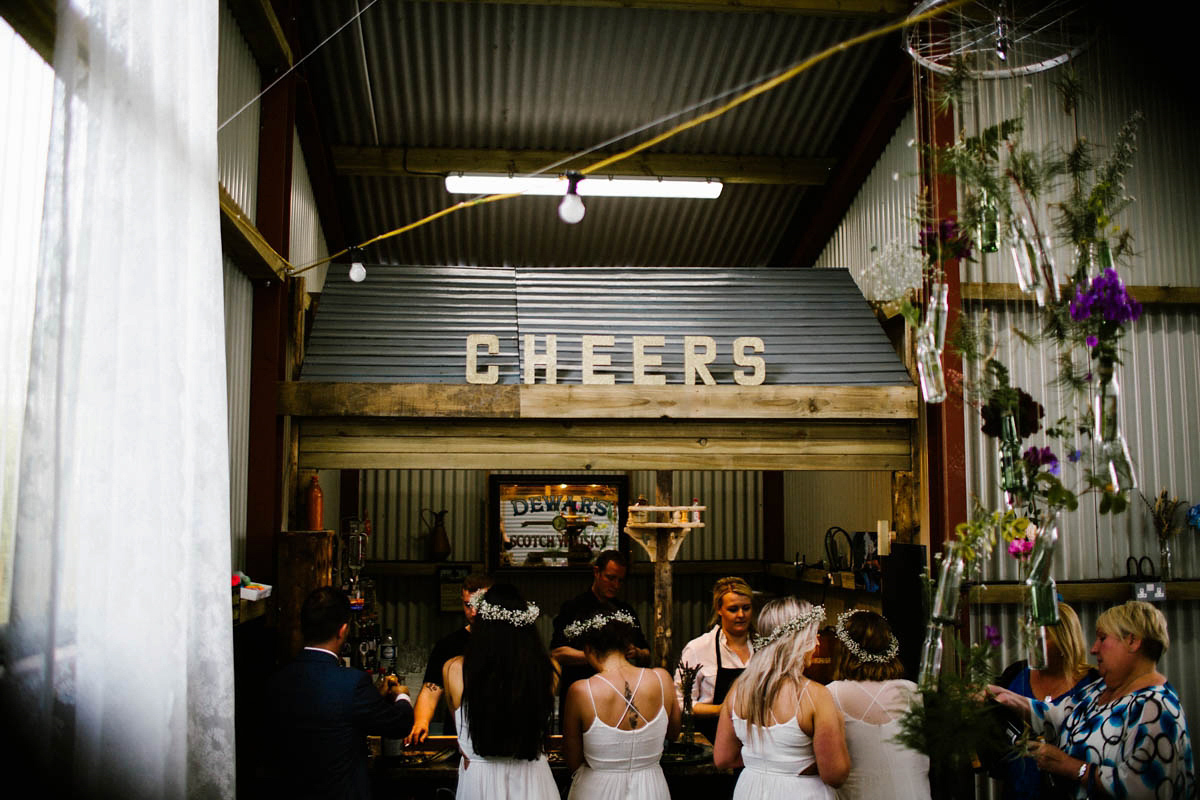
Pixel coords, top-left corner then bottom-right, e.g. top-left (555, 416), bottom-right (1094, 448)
top-left (783, 471), bottom-right (892, 568)
top-left (304, 266), bottom-right (913, 385)
top-left (814, 110), bottom-right (921, 302)
top-left (223, 258), bottom-right (253, 572)
top-left (290, 130), bottom-right (330, 293)
top-left (217, 1), bottom-right (261, 221)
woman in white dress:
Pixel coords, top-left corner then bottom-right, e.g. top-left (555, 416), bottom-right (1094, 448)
top-left (713, 597), bottom-right (850, 799)
top-left (563, 607), bottom-right (681, 800)
top-left (826, 609), bottom-right (930, 800)
top-left (443, 583), bottom-right (560, 800)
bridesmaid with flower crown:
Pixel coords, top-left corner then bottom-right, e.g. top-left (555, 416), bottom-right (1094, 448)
top-left (442, 583), bottom-right (560, 800)
top-left (826, 609), bottom-right (930, 800)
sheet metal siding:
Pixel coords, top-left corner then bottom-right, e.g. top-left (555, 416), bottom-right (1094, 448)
top-left (303, 266), bottom-right (912, 385)
top-left (303, 1), bottom-right (885, 267)
top-left (959, 33), bottom-right (1200, 290)
top-left (217, 1), bottom-right (261, 222)
top-left (223, 258), bottom-right (253, 572)
top-left (783, 471), bottom-right (892, 566)
top-left (290, 130), bottom-right (330, 293)
top-left (814, 110), bottom-right (921, 300)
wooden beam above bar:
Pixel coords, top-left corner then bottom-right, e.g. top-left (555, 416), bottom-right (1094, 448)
top-left (279, 382), bottom-right (919, 420)
top-left (219, 184), bottom-right (289, 282)
top-left (962, 282), bottom-right (1200, 308)
top-left (332, 146), bottom-right (836, 186)
top-left (429, 0), bottom-right (907, 15)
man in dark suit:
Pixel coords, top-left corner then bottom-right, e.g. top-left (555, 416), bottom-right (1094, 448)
top-left (266, 587), bottom-right (414, 800)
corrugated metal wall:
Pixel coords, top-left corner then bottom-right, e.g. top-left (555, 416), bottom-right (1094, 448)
top-left (783, 471), bottom-right (892, 567)
top-left (223, 258), bottom-right (253, 572)
top-left (290, 130), bottom-right (330, 292)
top-left (813, 109), bottom-right (921, 303)
top-left (217, 0), bottom-right (261, 221)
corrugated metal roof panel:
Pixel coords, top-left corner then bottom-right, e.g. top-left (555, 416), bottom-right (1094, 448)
top-left (303, 265), bottom-right (912, 385)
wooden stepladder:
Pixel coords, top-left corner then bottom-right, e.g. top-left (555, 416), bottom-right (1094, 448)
top-left (624, 505), bottom-right (704, 669)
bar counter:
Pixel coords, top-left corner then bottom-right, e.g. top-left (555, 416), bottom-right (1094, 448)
top-left (370, 734), bottom-right (735, 799)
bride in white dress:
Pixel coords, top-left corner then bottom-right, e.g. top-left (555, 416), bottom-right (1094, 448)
top-left (443, 583), bottom-right (560, 800)
top-left (826, 609), bottom-right (930, 800)
top-left (714, 597), bottom-right (850, 799)
top-left (563, 608), bottom-right (682, 800)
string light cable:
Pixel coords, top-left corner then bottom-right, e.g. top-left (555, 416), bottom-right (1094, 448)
top-left (284, 0), bottom-right (972, 278)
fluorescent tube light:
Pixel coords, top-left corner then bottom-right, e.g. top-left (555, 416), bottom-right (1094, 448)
top-left (444, 173), bottom-right (723, 199)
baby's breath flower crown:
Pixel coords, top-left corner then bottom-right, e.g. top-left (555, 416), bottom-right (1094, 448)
top-left (751, 604), bottom-right (825, 650)
top-left (564, 610), bottom-right (635, 641)
top-left (468, 589), bottom-right (540, 626)
top-left (835, 610), bottom-right (899, 664)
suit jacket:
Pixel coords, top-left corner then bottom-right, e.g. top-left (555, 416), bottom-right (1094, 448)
top-left (265, 648), bottom-right (413, 800)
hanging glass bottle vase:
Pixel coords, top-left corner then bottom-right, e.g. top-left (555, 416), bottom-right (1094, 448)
top-left (978, 189), bottom-right (999, 253)
top-left (927, 282), bottom-right (950, 353)
top-left (916, 327), bottom-right (947, 404)
top-left (931, 541), bottom-right (967, 623)
top-left (1091, 239), bottom-right (1114, 270)
top-left (918, 621), bottom-right (945, 691)
top-left (1025, 516), bottom-right (1060, 626)
top-left (1008, 216), bottom-right (1043, 303)
top-left (999, 411), bottom-right (1022, 494)
top-left (1095, 360), bottom-right (1137, 492)
top-left (1022, 605), bottom-right (1050, 670)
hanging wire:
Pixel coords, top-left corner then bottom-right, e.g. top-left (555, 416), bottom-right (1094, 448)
top-left (287, 0), bottom-right (973, 276)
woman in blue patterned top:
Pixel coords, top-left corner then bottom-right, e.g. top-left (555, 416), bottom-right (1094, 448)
top-left (989, 600), bottom-right (1194, 798)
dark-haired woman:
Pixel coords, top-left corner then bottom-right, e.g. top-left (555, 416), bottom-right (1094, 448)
top-left (563, 609), bottom-right (681, 800)
top-left (443, 583), bottom-right (559, 800)
top-left (826, 609), bottom-right (929, 800)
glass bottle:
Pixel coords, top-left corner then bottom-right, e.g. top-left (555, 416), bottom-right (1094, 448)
top-left (1095, 360), bottom-right (1137, 491)
top-left (927, 282), bottom-right (950, 353)
top-left (1025, 517), bottom-right (1060, 626)
top-left (978, 188), bottom-right (999, 253)
top-left (918, 622), bottom-right (944, 691)
top-left (916, 327), bottom-right (946, 404)
top-left (930, 542), bottom-right (966, 623)
top-left (998, 412), bottom-right (1022, 494)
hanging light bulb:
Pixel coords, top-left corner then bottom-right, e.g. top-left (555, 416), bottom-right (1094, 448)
top-left (558, 172), bottom-right (586, 224)
top-left (347, 246), bottom-right (366, 282)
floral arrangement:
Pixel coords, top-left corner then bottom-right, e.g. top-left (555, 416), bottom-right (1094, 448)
top-left (750, 605), bottom-right (825, 650)
top-left (834, 610), bottom-right (899, 664)
top-left (1142, 489), bottom-right (1190, 543)
top-left (1069, 268), bottom-right (1143, 366)
top-left (563, 610), bottom-right (636, 640)
top-left (468, 590), bottom-right (540, 626)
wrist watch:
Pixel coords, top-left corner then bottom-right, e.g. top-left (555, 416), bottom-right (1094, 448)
top-left (1077, 762), bottom-right (1089, 782)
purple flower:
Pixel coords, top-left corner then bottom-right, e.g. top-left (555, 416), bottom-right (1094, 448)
top-left (1071, 269), bottom-right (1143, 325)
top-left (985, 625), bottom-right (1003, 647)
top-left (1068, 449), bottom-right (1083, 463)
top-left (1086, 335), bottom-right (1099, 348)
top-left (1022, 446), bottom-right (1059, 475)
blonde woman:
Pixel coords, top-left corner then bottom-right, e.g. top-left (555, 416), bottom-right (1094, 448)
top-left (826, 610), bottom-right (929, 800)
top-left (993, 602), bottom-right (1098, 800)
top-left (989, 600), bottom-right (1195, 799)
top-left (713, 597), bottom-right (850, 799)
top-left (675, 576), bottom-right (755, 743)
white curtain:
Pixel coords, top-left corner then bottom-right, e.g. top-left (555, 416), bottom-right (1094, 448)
top-left (1, 1), bottom-right (235, 798)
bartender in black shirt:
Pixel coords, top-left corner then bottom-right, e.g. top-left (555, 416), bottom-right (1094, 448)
top-left (550, 550), bottom-right (650, 720)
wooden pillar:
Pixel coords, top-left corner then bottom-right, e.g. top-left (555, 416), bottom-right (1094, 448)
top-left (916, 66), bottom-right (968, 558)
top-left (244, 6), bottom-right (297, 580)
top-left (653, 471), bottom-right (673, 668)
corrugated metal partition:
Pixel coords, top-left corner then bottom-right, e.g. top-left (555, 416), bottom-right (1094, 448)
top-left (217, 0), bottom-right (261, 221)
top-left (946, 27), bottom-right (1200, 800)
top-left (223, 258), bottom-right (253, 572)
top-left (783, 471), bottom-right (892, 567)
top-left (814, 110), bottom-right (921, 299)
top-left (290, 130), bottom-right (330, 293)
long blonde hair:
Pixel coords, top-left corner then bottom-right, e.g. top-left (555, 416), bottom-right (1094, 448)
top-left (731, 597), bottom-right (823, 729)
top-left (1045, 602), bottom-right (1092, 681)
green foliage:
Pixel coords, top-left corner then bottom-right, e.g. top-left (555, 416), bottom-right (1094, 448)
top-left (894, 635), bottom-right (1012, 786)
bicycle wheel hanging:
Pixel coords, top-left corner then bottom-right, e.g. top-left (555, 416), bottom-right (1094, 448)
top-left (906, 0), bottom-right (1090, 79)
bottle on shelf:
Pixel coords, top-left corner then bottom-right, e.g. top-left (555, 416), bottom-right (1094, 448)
top-left (380, 629), bottom-right (396, 674)
top-left (690, 498), bottom-right (701, 523)
top-left (306, 474), bottom-right (324, 531)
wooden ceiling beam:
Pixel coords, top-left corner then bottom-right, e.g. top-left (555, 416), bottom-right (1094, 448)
top-left (226, 0), bottom-right (292, 74)
top-left (429, 0), bottom-right (908, 16)
top-left (332, 146), bottom-right (836, 186)
top-left (1, 0), bottom-right (55, 63)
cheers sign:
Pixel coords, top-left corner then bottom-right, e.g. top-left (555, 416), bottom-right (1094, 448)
top-left (465, 334), bottom-right (767, 385)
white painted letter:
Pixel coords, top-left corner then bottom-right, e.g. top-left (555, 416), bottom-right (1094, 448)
top-left (683, 336), bottom-right (717, 386)
top-left (523, 334), bottom-right (558, 384)
top-left (632, 336), bottom-right (666, 385)
top-left (582, 334), bottom-right (615, 385)
top-left (732, 336), bottom-right (765, 386)
top-left (466, 333), bottom-right (500, 384)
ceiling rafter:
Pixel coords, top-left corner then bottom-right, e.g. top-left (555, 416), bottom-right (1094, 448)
top-left (332, 145), bottom-right (836, 185)
top-left (430, 0), bottom-right (908, 16)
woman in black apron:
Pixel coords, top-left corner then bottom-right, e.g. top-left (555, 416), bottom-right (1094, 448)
top-left (676, 577), bottom-right (755, 744)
